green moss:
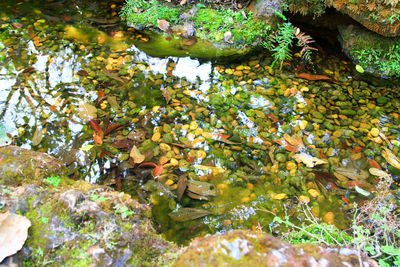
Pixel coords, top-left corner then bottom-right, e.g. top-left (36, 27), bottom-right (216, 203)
top-left (121, 0), bottom-right (271, 47)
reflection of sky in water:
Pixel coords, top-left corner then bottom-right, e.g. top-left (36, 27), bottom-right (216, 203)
top-left (173, 57), bottom-right (212, 83)
top-left (128, 45), bottom-right (212, 83)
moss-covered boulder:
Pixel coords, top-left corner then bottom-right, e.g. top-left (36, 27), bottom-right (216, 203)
top-left (0, 147), bottom-right (177, 266)
top-left (174, 230), bottom-right (375, 266)
top-left (326, 0), bottom-right (400, 37)
top-left (338, 24), bottom-right (400, 77)
top-left (120, 0), bottom-right (273, 60)
top-left (0, 146), bottom-right (66, 186)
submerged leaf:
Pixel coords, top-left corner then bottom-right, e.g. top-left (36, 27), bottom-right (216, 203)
top-left (31, 128), bottom-right (43, 146)
top-left (354, 184), bottom-right (370, 196)
top-left (78, 101), bottom-right (97, 121)
top-left (334, 167), bottom-right (369, 180)
top-left (130, 146), bottom-right (145, 164)
top-left (186, 180), bottom-right (218, 199)
top-left (293, 153), bottom-right (327, 167)
top-left (168, 208), bottom-right (211, 222)
top-left (382, 147), bottom-right (400, 169)
top-left (177, 174), bottom-right (188, 201)
top-left (369, 168), bottom-right (390, 178)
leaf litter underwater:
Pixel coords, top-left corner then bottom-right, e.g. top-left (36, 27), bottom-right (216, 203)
top-left (1, 0), bottom-right (400, 245)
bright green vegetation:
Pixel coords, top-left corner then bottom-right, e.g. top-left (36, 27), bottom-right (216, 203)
top-left (120, 0), bottom-right (271, 45)
top-left (340, 25), bottom-right (400, 77)
top-left (352, 42), bottom-right (400, 77)
top-left (273, 175), bottom-right (400, 267)
top-left (284, 0), bottom-right (326, 16)
top-left (43, 175), bottom-right (61, 187)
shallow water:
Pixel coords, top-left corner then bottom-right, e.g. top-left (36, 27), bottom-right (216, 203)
top-left (1, 0), bottom-right (400, 244)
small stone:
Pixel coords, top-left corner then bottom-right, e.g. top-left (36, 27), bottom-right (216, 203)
top-left (370, 127), bottom-right (380, 137)
top-left (272, 193), bottom-right (287, 200)
top-left (323, 211), bottom-right (335, 224)
top-left (308, 189), bottom-right (320, 198)
top-left (299, 196), bottom-right (310, 203)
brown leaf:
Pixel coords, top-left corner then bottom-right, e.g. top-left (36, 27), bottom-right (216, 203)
top-left (177, 174), bottom-right (188, 201)
top-left (161, 88), bottom-right (172, 104)
top-left (102, 69), bottom-right (128, 83)
top-left (295, 73), bottom-right (333, 81)
top-left (111, 139), bottom-right (132, 149)
top-left (93, 132), bottom-right (103, 145)
top-left (138, 162), bottom-right (157, 168)
top-left (130, 146), bottom-right (145, 164)
top-left (157, 19), bottom-right (170, 32)
top-left (77, 70), bottom-right (89, 76)
top-left (274, 139), bottom-right (299, 152)
top-left (104, 123), bottom-right (123, 136)
top-left (0, 212), bottom-right (31, 262)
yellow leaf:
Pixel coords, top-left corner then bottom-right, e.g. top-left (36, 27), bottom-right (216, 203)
top-left (382, 147), bottom-right (400, 169)
top-left (130, 146), bottom-right (145, 164)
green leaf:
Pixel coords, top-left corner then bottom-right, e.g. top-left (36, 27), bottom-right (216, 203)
top-left (355, 64), bottom-right (364, 73)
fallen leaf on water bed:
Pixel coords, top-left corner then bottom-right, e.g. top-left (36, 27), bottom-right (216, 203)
top-left (369, 168), bottom-right (390, 178)
top-left (168, 208), bottom-right (212, 222)
top-left (382, 147), bottom-right (400, 169)
top-left (354, 184), bottom-right (371, 196)
top-left (187, 180), bottom-right (218, 198)
top-left (334, 167), bottom-right (369, 180)
top-left (275, 139), bottom-right (300, 152)
top-left (283, 133), bottom-right (305, 149)
top-left (130, 145), bottom-right (145, 164)
top-left (161, 88), bottom-right (172, 104)
top-left (31, 127), bottom-right (43, 146)
top-left (295, 73), bottom-right (333, 81)
top-left (153, 165), bottom-right (164, 177)
top-left (177, 174), bottom-right (188, 201)
top-left (102, 69), bottom-right (127, 83)
top-left (293, 153), bottom-right (327, 167)
top-left (0, 211), bottom-right (31, 262)
top-left (78, 101), bottom-right (97, 121)
top-left (368, 159), bottom-right (381, 169)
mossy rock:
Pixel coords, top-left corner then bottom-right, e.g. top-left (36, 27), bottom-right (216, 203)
top-left (338, 24), bottom-right (400, 77)
top-left (174, 230), bottom-right (374, 266)
top-left (0, 146), bottom-right (66, 186)
top-left (0, 147), bottom-right (178, 266)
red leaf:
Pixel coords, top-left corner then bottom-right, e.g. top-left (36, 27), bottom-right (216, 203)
top-left (295, 73), bottom-right (332, 81)
top-left (89, 119), bottom-right (103, 136)
top-left (346, 181), bottom-right (363, 188)
top-left (104, 123), bottom-right (123, 136)
top-left (350, 146), bottom-right (363, 153)
top-left (138, 162), bottom-right (157, 168)
top-left (368, 159), bottom-right (381, 169)
top-left (341, 196), bottom-right (349, 205)
top-left (98, 89), bottom-right (105, 98)
top-left (93, 133), bottom-right (103, 145)
top-left (153, 165), bottom-right (164, 177)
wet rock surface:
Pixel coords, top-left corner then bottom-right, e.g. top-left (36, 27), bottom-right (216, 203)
top-left (0, 146), bottom-right (65, 186)
top-left (0, 148), bottom-right (177, 266)
top-left (174, 230), bottom-right (376, 267)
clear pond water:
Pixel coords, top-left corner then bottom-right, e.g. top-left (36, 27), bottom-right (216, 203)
top-left (1, 0), bottom-right (400, 244)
